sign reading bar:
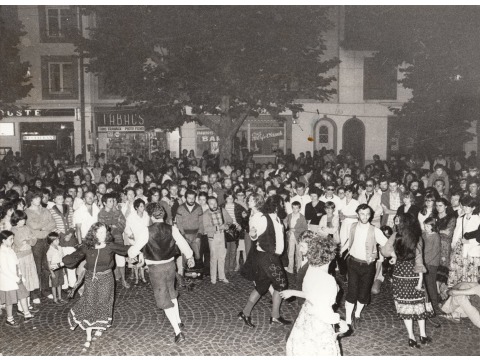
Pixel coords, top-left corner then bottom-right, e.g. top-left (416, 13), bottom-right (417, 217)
top-left (0, 109), bottom-right (75, 117)
top-left (23, 135), bottom-right (57, 141)
top-left (98, 126), bottom-right (145, 132)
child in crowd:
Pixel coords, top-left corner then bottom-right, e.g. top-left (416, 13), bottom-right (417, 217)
top-left (0, 230), bottom-right (34, 327)
top-left (11, 210), bottom-right (40, 315)
top-left (46, 232), bottom-right (66, 304)
top-left (284, 201), bottom-right (308, 274)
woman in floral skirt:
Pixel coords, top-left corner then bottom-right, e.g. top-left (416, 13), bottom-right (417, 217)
top-left (385, 213), bottom-right (434, 349)
top-left (59, 222), bottom-right (130, 348)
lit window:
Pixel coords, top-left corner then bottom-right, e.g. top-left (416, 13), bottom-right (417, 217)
top-left (319, 125), bottom-right (329, 143)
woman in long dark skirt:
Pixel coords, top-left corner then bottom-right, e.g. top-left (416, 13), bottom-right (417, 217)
top-left (59, 222), bottom-right (130, 348)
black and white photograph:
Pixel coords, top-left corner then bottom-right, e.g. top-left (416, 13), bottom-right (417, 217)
top-left (0, 2), bottom-right (480, 356)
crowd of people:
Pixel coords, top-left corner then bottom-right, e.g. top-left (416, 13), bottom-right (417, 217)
top-left (1, 147), bottom-right (480, 355)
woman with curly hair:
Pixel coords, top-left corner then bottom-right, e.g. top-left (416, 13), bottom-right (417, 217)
top-left (280, 233), bottom-right (348, 356)
top-left (59, 222), bottom-right (131, 348)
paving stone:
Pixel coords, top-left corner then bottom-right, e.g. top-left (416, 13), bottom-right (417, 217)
top-left (0, 272), bottom-right (478, 355)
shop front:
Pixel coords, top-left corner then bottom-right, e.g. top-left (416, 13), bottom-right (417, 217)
top-left (0, 108), bottom-right (77, 163)
top-left (94, 108), bottom-right (171, 162)
top-left (193, 115), bottom-right (291, 163)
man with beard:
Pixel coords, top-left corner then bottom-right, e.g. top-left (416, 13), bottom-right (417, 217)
top-left (176, 190), bottom-right (204, 269)
top-left (238, 195), bottom-right (292, 328)
top-left (202, 197), bottom-right (233, 284)
top-left (128, 202), bottom-right (194, 343)
top-left (339, 204), bottom-right (394, 338)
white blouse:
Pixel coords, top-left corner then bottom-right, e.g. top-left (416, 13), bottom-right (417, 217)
top-left (302, 265), bottom-right (340, 324)
top-left (0, 246), bottom-right (21, 291)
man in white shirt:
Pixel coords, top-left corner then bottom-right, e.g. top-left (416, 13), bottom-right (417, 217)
top-left (290, 182), bottom-right (311, 215)
top-left (339, 204), bottom-right (395, 338)
top-left (73, 191), bottom-right (100, 242)
top-left (128, 202), bottom-right (194, 344)
top-left (319, 183), bottom-right (342, 215)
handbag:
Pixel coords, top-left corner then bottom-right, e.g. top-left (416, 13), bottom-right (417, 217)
top-left (220, 209), bottom-right (240, 246)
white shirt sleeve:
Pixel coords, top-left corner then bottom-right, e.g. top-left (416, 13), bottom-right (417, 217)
top-left (274, 216), bottom-right (285, 255)
top-left (374, 227), bottom-right (389, 247)
top-left (127, 223), bottom-right (149, 258)
top-left (172, 225), bottom-right (194, 259)
top-left (250, 213), bottom-right (267, 241)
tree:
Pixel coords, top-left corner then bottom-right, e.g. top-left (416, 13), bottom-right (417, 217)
top-left (344, 6), bottom-right (480, 156)
top-left (0, 6), bottom-right (32, 118)
top-left (79, 6), bottom-right (339, 161)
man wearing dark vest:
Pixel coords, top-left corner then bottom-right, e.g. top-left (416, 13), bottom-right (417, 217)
top-left (128, 202), bottom-right (194, 344)
top-left (339, 204), bottom-right (395, 338)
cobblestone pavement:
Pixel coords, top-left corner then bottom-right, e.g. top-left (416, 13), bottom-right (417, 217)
top-left (0, 270), bottom-right (479, 356)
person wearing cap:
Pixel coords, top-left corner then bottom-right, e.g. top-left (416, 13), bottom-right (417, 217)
top-left (128, 202), bottom-right (194, 344)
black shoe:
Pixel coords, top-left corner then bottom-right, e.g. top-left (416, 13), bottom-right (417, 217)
top-left (338, 324), bottom-right (354, 338)
top-left (270, 316), bottom-right (292, 325)
top-left (16, 310), bottom-right (25, 316)
top-left (179, 322), bottom-right (185, 329)
top-left (24, 314), bottom-right (34, 323)
top-left (238, 311), bottom-right (255, 328)
top-left (174, 332), bottom-right (185, 344)
top-left (352, 316), bottom-right (362, 330)
top-left (409, 339), bottom-right (420, 349)
top-left (420, 336), bottom-right (432, 345)
top-left (5, 318), bottom-right (20, 328)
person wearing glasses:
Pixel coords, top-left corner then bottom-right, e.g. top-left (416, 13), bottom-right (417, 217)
top-left (319, 182), bottom-right (342, 216)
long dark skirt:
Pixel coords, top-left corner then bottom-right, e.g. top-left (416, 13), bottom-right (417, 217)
top-left (68, 269), bottom-right (114, 331)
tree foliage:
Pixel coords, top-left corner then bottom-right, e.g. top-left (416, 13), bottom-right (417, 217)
top-left (79, 6), bottom-right (339, 159)
top-left (345, 6), bottom-right (480, 154)
top-left (0, 6), bottom-right (32, 117)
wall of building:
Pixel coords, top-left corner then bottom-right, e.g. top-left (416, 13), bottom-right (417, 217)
top-left (292, 102), bottom-right (390, 162)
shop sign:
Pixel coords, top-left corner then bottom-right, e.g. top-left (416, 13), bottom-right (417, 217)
top-left (251, 129), bottom-right (284, 142)
top-left (23, 135), bottom-right (57, 141)
top-left (98, 126), bottom-right (145, 132)
top-left (0, 109), bottom-right (75, 117)
top-left (196, 129), bottom-right (220, 154)
top-left (197, 129), bottom-right (220, 142)
top-left (250, 128), bottom-right (284, 156)
top-left (96, 111), bottom-right (145, 127)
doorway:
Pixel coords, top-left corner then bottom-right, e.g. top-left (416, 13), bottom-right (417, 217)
top-left (342, 117), bottom-right (365, 165)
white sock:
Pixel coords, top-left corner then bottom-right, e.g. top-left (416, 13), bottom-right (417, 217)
top-left (345, 301), bottom-right (355, 325)
top-left (164, 308), bottom-right (181, 335)
top-left (171, 298), bottom-right (181, 324)
top-left (355, 302), bottom-right (365, 318)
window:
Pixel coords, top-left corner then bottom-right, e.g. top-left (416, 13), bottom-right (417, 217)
top-left (319, 125), bottom-right (329, 144)
top-left (49, 63), bottom-right (73, 94)
top-left (41, 56), bottom-right (78, 100)
top-left (363, 57), bottom-right (397, 100)
top-left (38, 6), bottom-right (77, 43)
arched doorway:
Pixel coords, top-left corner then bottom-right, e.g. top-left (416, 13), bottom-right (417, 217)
top-left (313, 116), bottom-right (337, 152)
top-left (342, 117), bottom-right (365, 164)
